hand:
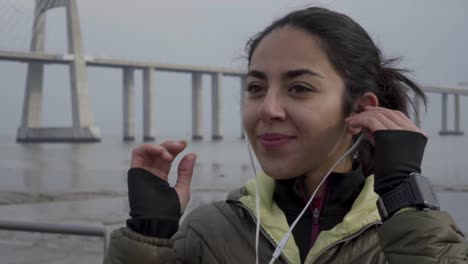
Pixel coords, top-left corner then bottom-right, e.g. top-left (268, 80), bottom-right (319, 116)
top-left (345, 106), bottom-right (426, 145)
top-left (130, 140), bottom-right (197, 212)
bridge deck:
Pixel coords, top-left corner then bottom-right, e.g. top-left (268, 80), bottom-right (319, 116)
top-left (2, 50), bottom-right (468, 94)
top-left (0, 50), bottom-right (246, 77)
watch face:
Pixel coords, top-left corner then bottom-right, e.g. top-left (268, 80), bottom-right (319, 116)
top-left (414, 175), bottom-right (440, 210)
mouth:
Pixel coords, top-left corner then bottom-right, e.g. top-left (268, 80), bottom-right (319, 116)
top-left (257, 133), bottom-right (296, 150)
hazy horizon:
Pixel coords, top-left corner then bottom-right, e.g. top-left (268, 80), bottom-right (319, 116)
top-left (1, 0), bottom-right (467, 138)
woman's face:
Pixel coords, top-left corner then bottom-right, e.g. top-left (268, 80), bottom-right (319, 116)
top-left (243, 27), bottom-right (352, 180)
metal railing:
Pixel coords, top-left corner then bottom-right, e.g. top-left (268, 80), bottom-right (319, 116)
top-left (0, 219), bottom-right (111, 253)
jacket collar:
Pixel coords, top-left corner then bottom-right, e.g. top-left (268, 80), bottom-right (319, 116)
top-left (228, 172), bottom-right (381, 264)
top-left (273, 162), bottom-right (365, 217)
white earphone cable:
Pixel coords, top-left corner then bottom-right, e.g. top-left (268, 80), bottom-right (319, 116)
top-left (246, 137), bottom-right (261, 264)
top-left (246, 133), bottom-right (364, 264)
top-left (268, 134), bottom-right (364, 264)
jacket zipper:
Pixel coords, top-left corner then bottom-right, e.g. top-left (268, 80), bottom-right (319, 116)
top-left (312, 208), bottom-right (320, 224)
top-left (229, 201), bottom-right (292, 264)
top-left (231, 200), bottom-right (380, 264)
top-left (308, 180), bottom-right (326, 247)
top-left (311, 207), bottom-right (320, 245)
top-left (311, 221), bottom-right (382, 263)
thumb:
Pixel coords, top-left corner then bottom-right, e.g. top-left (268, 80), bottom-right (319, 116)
top-left (175, 153), bottom-right (197, 210)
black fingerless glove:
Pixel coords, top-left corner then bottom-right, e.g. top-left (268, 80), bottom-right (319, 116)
top-left (126, 168), bottom-right (181, 238)
top-left (373, 130), bottom-right (428, 197)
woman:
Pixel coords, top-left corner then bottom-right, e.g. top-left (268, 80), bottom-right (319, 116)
top-left (104, 7), bottom-right (468, 264)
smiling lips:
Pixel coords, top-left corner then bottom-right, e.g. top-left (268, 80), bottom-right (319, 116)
top-left (258, 133), bottom-right (296, 149)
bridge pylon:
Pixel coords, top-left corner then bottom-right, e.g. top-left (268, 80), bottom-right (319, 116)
top-left (17, 0), bottom-right (100, 143)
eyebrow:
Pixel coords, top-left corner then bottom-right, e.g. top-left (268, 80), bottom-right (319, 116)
top-left (247, 69), bottom-right (324, 80)
top-left (247, 69), bottom-right (267, 79)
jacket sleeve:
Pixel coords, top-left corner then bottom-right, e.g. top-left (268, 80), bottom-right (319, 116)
top-left (104, 211), bottom-right (209, 264)
top-left (103, 227), bottom-right (179, 264)
top-left (378, 209), bottom-right (468, 263)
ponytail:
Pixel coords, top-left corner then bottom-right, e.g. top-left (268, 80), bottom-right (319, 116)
top-left (358, 58), bottom-right (427, 176)
top-left (378, 58), bottom-right (427, 116)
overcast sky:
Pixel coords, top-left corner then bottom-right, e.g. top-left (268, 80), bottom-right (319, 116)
top-left (0, 0), bottom-right (467, 138)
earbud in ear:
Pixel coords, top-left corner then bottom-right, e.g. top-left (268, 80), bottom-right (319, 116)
top-left (349, 107), bottom-right (362, 117)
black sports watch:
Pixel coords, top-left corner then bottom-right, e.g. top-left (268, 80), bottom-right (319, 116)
top-left (376, 172), bottom-right (440, 221)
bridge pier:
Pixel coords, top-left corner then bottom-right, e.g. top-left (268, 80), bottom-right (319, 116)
top-left (211, 72), bottom-right (223, 140)
top-left (20, 0), bottom-right (46, 129)
top-left (192, 73), bottom-right (203, 140)
top-left (123, 68), bottom-right (135, 141)
top-left (17, 0), bottom-right (100, 143)
top-left (439, 93), bottom-right (464, 136)
top-left (143, 67), bottom-right (155, 141)
top-left (455, 94), bottom-right (461, 133)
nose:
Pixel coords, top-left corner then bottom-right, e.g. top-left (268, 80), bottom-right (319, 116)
top-left (258, 90), bottom-right (286, 122)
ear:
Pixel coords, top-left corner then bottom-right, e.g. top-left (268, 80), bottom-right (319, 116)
top-left (353, 92), bottom-right (379, 113)
top-left (346, 92), bottom-right (379, 136)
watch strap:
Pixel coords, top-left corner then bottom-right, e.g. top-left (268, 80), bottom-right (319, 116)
top-left (377, 173), bottom-right (440, 221)
top-left (379, 181), bottom-right (415, 219)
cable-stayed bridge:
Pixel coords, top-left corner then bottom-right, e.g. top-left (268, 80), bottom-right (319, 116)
top-left (0, 0), bottom-right (465, 143)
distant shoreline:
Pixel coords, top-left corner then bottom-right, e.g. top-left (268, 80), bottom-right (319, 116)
top-left (0, 187), bottom-right (467, 206)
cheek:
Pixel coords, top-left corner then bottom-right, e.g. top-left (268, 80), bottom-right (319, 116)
top-left (288, 104), bottom-right (323, 132)
top-left (291, 100), bottom-right (346, 146)
top-left (242, 102), bottom-right (256, 135)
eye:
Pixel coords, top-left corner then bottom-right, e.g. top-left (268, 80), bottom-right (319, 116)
top-left (246, 83), bottom-right (266, 94)
top-left (289, 84), bottom-right (314, 94)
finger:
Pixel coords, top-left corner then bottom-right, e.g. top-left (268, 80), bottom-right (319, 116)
top-left (175, 153), bottom-right (197, 210)
top-left (364, 106), bottom-right (413, 129)
top-left (160, 140), bottom-right (187, 156)
top-left (131, 144), bottom-right (162, 165)
top-left (346, 120), bottom-right (376, 145)
top-left (142, 144), bottom-right (173, 161)
top-left (369, 111), bottom-right (401, 130)
top-left (346, 115), bottom-right (387, 133)
top-left (130, 145), bottom-right (172, 178)
top-left (347, 124), bottom-right (362, 135)
top-left (175, 153), bottom-right (197, 191)
top-left (347, 108), bottom-right (402, 130)
top-left (132, 144), bottom-right (159, 156)
top-left (363, 106), bottom-right (426, 135)
top-left (389, 109), bottom-right (421, 130)
top-left (346, 123), bottom-right (375, 145)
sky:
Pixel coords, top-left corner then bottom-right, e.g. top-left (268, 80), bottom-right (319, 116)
top-left (0, 0), bottom-right (467, 138)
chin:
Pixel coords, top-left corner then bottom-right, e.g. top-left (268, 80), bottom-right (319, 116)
top-left (262, 166), bottom-right (298, 180)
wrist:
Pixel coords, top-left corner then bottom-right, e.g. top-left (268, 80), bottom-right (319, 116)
top-left (376, 172), bottom-right (440, 221)
top-left (126, 217), bottom-right (179, 238)
top-left (127, 168), bottom-right (181, 219)
top-left (373, 130), bottom-right (427, 196)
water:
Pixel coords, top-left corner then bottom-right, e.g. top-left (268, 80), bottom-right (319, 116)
top-left (0, 134), bottom-right (467, 263)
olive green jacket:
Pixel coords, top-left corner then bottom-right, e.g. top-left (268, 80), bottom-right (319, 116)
top-left (104, 174), bottom-right (468, 263)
